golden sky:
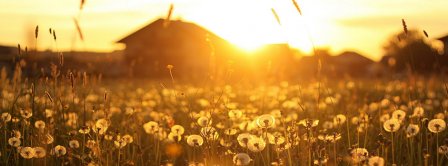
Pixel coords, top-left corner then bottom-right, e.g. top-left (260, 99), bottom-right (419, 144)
top-left (0, 0), bottom-right (447, 60)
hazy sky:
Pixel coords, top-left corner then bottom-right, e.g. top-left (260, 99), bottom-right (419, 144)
top-left (0, 0), bottom-right (447, 60)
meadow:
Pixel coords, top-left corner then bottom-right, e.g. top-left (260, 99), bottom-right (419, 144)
top-left (1, 1), bottom-right (447, 165)
top-left (0, 60), bottom-right (447, 166)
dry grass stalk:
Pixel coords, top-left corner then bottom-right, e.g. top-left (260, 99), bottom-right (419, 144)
top-left (164, 3), bottom-right (174, 28)
top-left (53, 29), bottom-right (57, 41)
top-left (80, 0), bottom-right (85, 10)
top-left (402, 19), bottom-right (408, 35)
top-left (74, 18), bottom-right (84, 41)
top-left (271, 8), bottom-right (281, 25)
top-left (292, 0), bottom-right (303, 16)
top-left (423, 30), bottom-right (428, 38)
top-left (35, 26), bottom-right (39, 39)
top-left (45, 91), bottom-right (54, 103)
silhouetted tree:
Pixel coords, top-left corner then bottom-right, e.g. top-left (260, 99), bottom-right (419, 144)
top-left (381, 29), bottom-right (442, 73)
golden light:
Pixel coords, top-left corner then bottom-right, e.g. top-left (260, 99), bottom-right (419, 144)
top-left (183, 0), bottom-right (347, 54)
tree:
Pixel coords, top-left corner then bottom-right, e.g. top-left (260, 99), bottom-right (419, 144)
top-left (381, 29), bottom-right (441, 73)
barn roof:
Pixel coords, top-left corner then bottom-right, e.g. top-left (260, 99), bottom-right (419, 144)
top-left (437, 34), bottom-right (448, 41)
top-left (116, 18), bottom-right (226, 44)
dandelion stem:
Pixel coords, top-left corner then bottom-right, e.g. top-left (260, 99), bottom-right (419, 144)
top-left (391, 132), bottom-right (395, 165)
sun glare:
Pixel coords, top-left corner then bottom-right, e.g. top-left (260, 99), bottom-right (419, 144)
top-left (184, 0), bottom-right (336, 55)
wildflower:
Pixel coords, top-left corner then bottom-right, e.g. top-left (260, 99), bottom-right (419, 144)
top-left (438, 145), bottom-right (448, 155)
top-left (325, 133), bottom-right (342, 143)
top-left (94, 118), bottom-right (110, 135)
top-left (267, 133), bottom-right (285, 145)
top-left (114, 139), bottom-right (127, 149)
top-left (351, 148), bottom-right (369, 164)
top-left (86, 140), bottom-right (97, 149)
top-left (298, 119), bottom-right (319, 129)
top-left (256, 114), bottom-right (275, 128)
top-left (200, 126), bottom-right (218, 140)
top-left (168, 132), bottom-right (182, 142)
top-left (357, 123), bottom-right (368, 132)
top-left (33, 147), bottom-right (46, 158)
top-left (368, 156), bottom-right (385, 166)
top-left (171, 125), bottom-right (185, 136)
top-left (79, 126), bottom-right (90, 134)
top-left (42, 134), bottom-right (54, 144)
top-left (383, 119), bottom-right (400, 132)
top-left (392, 110), bottom-right (406, 122)
top-left (69, 140), bottom-right (80, 148)
top-left (34, 120), bottom-right (46, 130)
top-left (186, 135), bottom-right (204, 147)
top-left (104, 134), bottom-right (113, 141)
top-left (380, 99), bottom-right (390, 108)
top-left (369, 103), bottom-right (379, 112)
top-left (197, 116), bottom-right (212, 127)
top-left (224, 128), bottom-right (238, 136)
top-left (12, 117), bottom-right (20, 123)
top-left (405, 124), bottom-right (420, 137)
top-left (237, 133), bottom-right (253, 147)
top-left (13, 130), bottom-right (21, 138)
top-left (143, 121), bottom-right (159, 134)
top-left (247, 137), bottom-right (266, 152)
top-left (434, 113), bottom-right (445, 119)
top-left (44, 109), bottom-right (54, 118)
top-left (8, 137), bottom-right (21, 147)
top-left (333, 114), bottom-right (347, 126)
top-left (411, 107), bottom-right (425, 118)
top-left (122, 134), bottom-right (133, 144)
top-left (1, 112), bottom-right (11, 122)
top-left (322, 121), bottom-right (334, 129)
top-left (20, 147), bottom-right (35, 159)
top-left (233, 153), bottom-right (251, 166)
top-left (20, 109), bottom-right (32, 119)
top-left (314, 156), bottom-right (329, 165)
top-left (428, 119), bottom-right (446, 133)
top-left (53, 145), bottom-right (67, 157)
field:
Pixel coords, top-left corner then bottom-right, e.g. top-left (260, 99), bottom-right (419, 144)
top-left (1, 1), bottom-right (448, 165)
top-left (0, 64), bottom-right (447, 166)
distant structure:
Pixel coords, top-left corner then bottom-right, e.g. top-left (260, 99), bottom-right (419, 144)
top-left (298, 50), bottom-right (375, 77)
top-left (116, 18), bottom-right (240, 78)
top-left (437, 35), bottom-right (448, 55)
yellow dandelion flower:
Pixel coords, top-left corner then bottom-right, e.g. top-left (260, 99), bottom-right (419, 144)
top-left (383, 119), bottom-right (400, 132)
top-left (428, 119), bottom-right (446, 133)
top-left (233, 153), bottom-right (251, 166)
top-left (186, 135), bottom-right (204, 147)
top-left (20, 147), bottom-right (35, 159)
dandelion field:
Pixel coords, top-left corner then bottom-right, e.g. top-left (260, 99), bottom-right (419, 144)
top-left (1, 1), bottom-right (448, 165)
top-left (1, 61), bottom-right (447, 166)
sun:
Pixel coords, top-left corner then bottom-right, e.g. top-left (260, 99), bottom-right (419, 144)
top-left (184, 0), bottom-right (329, 54)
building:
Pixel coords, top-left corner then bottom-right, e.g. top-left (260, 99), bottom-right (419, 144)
top-left (437, 35), bottom-right (448, 55)
top-left (297, 50), bottom-right (375, 78)
top-left (116, 18), bottom-right (241, 78)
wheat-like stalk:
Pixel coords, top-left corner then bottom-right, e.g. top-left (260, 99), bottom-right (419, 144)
top-left (271, 8), bottom-right (281, 25)
top-left (164, 3), bottom-right (174, 27)
top-left (73, 18), bottom-right (84, 41)
top-left (402, 19), bottom-right (408, 35)
top-left (35, 25), bottom-right (39, 39)
top-left (291, 0), bottom-right (303, 16)
top-left (80, 0), bottom-right (85, 10)
top-left (423, 30), bottom-right (428, 38)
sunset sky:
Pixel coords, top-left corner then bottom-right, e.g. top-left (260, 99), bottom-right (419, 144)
top-left (0, 0), bottom-right (447, 60)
